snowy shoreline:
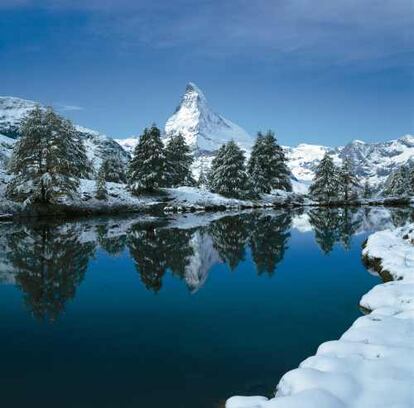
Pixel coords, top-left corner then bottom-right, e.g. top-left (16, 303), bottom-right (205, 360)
top-left (226, 224), bottom-right (414, 408)
top-left (1, 179), bottom-right (412, 221)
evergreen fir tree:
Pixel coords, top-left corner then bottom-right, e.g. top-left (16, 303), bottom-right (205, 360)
top-left (339, 157), bottom-right (360, 201)
top-left (383, 165), bottom-right (412, 197)
top-left (207, 144), bottom-right (226, 190)
top-left (197, 164), bottom-right (209, 189)
top-left (7, 107), bottom-right (89, 205)
top-left (247, 132), bottom-right (267, 195)
top-left (127, 125), bottom-right (165, 194)
top-left (309, 153), bottom-right (340, 202)
top-left (363, 180), bottom-right (372, 199)
top-left (247, 131), bottom-right (292, 194)
top-left (102, 156), bottom-right (127, 183)
top-left (95, 163), bottom-right (108, 200)
top-left (409, 164), bottom-right (414, 193)
top-left (208, 141), bottom-right (249, 198)
top-left (164, 133), bottom-right (194, 187)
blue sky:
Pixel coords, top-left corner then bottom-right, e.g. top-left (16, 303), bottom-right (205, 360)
top-left (1, 0), bottom-right (413, 146)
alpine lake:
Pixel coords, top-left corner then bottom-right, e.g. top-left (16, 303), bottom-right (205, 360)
top-left (0, 207), bottom-right (413, 408)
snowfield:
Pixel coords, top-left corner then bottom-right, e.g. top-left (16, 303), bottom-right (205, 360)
top-left (226, 224), bottom-right (414, 408)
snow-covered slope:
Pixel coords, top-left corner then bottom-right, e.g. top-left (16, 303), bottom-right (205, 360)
top-left (0, 134), bottom-right (15, 168)
top-left (284, 144), bottom-right (338, 182)
top-left (0, 96), bottom-right (38, 139)
top-left (115, 136), bottom-right (139, 154)
top-left (338, 136), bottom-right (414, 186)
top-left (0, 96), bottom-right (130, 175)
top-left (164, 82), bottom-right (254, 153)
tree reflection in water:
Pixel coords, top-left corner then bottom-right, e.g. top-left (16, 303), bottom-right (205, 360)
top-left (308, 207), bottom-right (413, 253)
top-left (249, 212), bottom-right (291, 276)
top-left (208, 214), bottom-right (250, 271)
top-left (127, 222), bottom-right (195, 293)
top-left (6, 223), bottom-right (96, 322)
top-left (2, 207), bottom-right (413, 320)
top-left (96, 224), bottom-right (127, 256)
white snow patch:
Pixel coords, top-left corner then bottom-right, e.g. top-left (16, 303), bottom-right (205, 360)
top-left (115, 136), bottom-right (139, 153)
top-left (164, 186), bottom-right (299, 212)
top-left (227, 224), bottom-right (414, 408)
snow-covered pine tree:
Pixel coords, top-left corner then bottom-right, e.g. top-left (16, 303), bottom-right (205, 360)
top-left (208, 141), bottom-right (249, 198)
top-left (247, 132), bottom-right (267, 195)
top-left (197, 162), bottom-right (209, 189)
top-left (247, 130), bottom-right (292, 194)
top-left (207, 144), bottom-right (226, 191)
top-left (267, 132), bottom-right (292, 192)
top-left (95, 164), bottom-right (108, 200)
top-left (339, 157), bottom-right (360, 201)
top-left (409, 164), bottom-right (414, 193)
top-left (102, 156), bottom-right (127, 183)
top-left (127, 125), bottom-right (165, 194)
top-left (7, 106), bottom-right (89, 205)
top-left (164, 133), bottom-right (194, 187)
top-left (309, 153), bottom-right (340, 202)
top-left (383, 165), bottom-right (412, 197)
top-left (363, 180), bottom-right (372, 199)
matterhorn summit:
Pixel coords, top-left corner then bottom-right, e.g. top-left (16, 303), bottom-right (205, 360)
top-left (164, 82), bottom-right (254, 153)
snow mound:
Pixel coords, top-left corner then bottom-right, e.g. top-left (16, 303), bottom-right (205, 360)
top-left (227, 224), bottom-right (414, 408)
top-left (164, 186), bottom-right (300, 212)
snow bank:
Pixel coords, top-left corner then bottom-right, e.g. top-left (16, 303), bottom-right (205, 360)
top-left (60, 179), bottom-right (162, 214)
top-left (164, 186), bottom-right (303, 212)
top-left (226, 224), bottom-right (414, 408)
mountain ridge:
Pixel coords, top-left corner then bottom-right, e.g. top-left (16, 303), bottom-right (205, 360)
top-left (1, 88), bottom-right (413, 191)
top-left (0, 96), bottom-right (130, 175)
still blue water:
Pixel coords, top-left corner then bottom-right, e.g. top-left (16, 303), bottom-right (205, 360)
top-left (0, 208), bottom-right (412, 407)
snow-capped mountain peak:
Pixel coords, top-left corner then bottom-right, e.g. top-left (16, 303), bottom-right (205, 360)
top-left (164, 82), bottom-right (254, 153)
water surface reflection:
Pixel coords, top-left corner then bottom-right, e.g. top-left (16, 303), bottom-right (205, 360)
top-left (0, 207), bottom-right (412, 407)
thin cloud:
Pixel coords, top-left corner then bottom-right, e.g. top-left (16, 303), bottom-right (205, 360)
top-left (2, 0), bottom-right (413, 69)
top-left (56, 104), bottom-right (84, 112)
